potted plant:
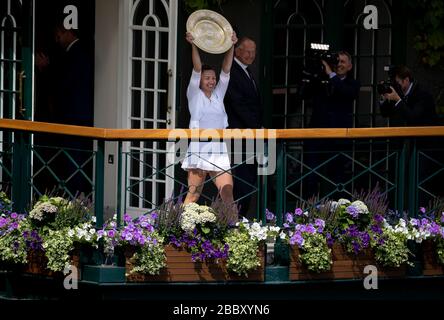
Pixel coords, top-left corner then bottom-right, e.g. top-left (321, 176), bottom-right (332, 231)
top-left (283, 190), bottom-right (412, 280)
top-left (25, 195), bottom-right (97, 279)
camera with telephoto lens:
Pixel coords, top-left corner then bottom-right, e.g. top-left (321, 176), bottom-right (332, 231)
top-left (377, 65), bottom-right (398, 95)
top-left (301, 43), bottom-right (339, 83)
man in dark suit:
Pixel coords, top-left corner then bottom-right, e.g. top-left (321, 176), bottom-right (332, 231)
top-left (309, 51), bottom-right (360, 128)
top-left (379, 66), bottom-right (441, 198)
top-left (379, 65), bottom-right (438, 126)
top-left (53, 25), bottom-right (94, 127)
top-left (224, 37), bottom-right (262, 217)
top-left (304, 51), bottom-right (360, 198)
top-left (35, 24), bottom-right (94, 197)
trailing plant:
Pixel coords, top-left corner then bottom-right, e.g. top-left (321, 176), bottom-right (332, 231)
top-left (371, 218), bottom-right (413, 268)
top-left (281, 207), bottom-right (332, 272)
top-left (41, 228), bottom-right (75, 272)
top-left (298, 232), bottom-right (332, 273)
top-left (129, 233), bottom-right (166, 275)
top-left (224, 230), bottom-right (260, 276)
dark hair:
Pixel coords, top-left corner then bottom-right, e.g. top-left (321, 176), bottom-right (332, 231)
top-left (338, 50), bottom-right (352, 63)
top-left (394, 65), bottom-right (413, 81)
top-left (202, 64), bottom-right (216, 73)
top-left (235, 37), bottom-right (256, 49)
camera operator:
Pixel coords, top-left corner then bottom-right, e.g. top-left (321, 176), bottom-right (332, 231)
top-left (303, 51), bottom-right (360, 198)
top-left (379, 65), bottom-right (438, 126)
top-left (308, 51), bottom-right (360, 128)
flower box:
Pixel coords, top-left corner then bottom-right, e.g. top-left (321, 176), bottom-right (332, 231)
top-left (125, 244), bottom-right (265, 282)
top-left (422, 240), bottom-right (444, 276)
top-left (23, 248), bottom-right (81, 280)
top-left (289, 243), bottom-right (406, 280)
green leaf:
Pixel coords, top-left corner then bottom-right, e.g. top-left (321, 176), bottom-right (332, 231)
top-left (201, 226), bottom-right (211, 234)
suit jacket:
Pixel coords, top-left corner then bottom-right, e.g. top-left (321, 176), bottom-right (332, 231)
top-left (380, 82), bottom-right (438, 126)
top-left (309, 74), bottom-right (360, 128)
top-left (224, 61), bottom-right (262, 128)
top-left (54, 40), bottom-right (94, 126)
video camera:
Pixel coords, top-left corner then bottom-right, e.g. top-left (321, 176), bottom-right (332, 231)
top-left (377, 65), bottom-right (399, 95)
top-left (301, 43), bottom-right (339, 83)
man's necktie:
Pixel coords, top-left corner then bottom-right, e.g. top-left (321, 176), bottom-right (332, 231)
top-left (246, 67), bottom-right (257, 91)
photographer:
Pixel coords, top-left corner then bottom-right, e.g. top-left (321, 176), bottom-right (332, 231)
top-left (303, 51), bottom-right (360, 198)
top-left (379, 66), bottom-right (438, 126)
top-left (308, 51), bottom-right (360, 128)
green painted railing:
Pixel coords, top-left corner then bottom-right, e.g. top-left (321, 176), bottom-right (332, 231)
top-left (0, 119), bottom-right (443, 227)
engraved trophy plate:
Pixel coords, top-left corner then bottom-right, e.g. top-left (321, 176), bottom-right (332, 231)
top-left (186, 9), bottom-right (233, 54)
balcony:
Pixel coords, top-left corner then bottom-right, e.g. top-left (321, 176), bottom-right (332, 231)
top-left (1, 119), bottom-right (444, 301)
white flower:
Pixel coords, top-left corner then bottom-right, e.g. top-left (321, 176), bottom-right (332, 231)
top-left (350, 200), bottom-right (369, 215)
top-left (279, 232), bottom-right (287, 240)
top-left (247, 222), bottom-right (268, 241)
top-left (67, 229), bottom-right (75, 237)
top-left (29, 202), bottom-right (58, 221)
top-left (180, 203), bottom-right (217, 233)
top-left (269, 226), bottom-right (281, 233)
top-left (338, 198), bottom-right (351, 206)
top-left (91, 216), bottom-right (97, 223)
top-left (329, 201), bottom-right (339, 212)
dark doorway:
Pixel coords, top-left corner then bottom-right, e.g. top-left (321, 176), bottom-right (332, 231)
top-left (33, 0), bottom-right (95, 200)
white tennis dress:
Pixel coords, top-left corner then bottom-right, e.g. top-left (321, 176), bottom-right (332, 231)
top-left (181, 69), bottom-right (231, 172)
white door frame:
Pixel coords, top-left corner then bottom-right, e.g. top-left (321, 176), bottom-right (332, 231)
top-left (118, 0), bottom-right (177, 216)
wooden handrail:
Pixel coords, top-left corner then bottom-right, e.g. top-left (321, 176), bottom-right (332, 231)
top-left (0, 119), bottom-right (106, 138)
top-left (1, 118), bottom-right (444, 140)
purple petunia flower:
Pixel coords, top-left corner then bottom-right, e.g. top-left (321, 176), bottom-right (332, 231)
top-left (285, 213), bottom-right (293, 224)
top-left (326, 233), bottom-right (334, 247)
top-left (371, 224), bottom-right (383, 235)
top-left (266, 209), bottom-right (275, 222)
top-left (10, 212), bottom-right (18, 219)
top-left (373, 214), bottom-right (384, 224)
top-left (295, 208), bottom-right (303, 216)
top-left (314, 219), bottom-right (325, 233)
top-left (290, 232), bottom-right (305, 247)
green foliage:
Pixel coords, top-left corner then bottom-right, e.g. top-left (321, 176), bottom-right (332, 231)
top-left (52, 198), bottom-right (92, 230)
top-left (29, 195), bottom-right (92, 230)
top-left (299, 233), bottom-right (332, 273)
top-left (0, 191), bottom-right (11, 207)
top-left (41, 228), bottom-right (75, 272)
top-left (225, 230), bottom-right (260, 276)
top-left (0, 229), bottom-right (28, 264)
top-left (373, 229), bottom-right (412, 268)
top-left (437, 238), bottom-right (444, 265)
top-left (184, 0), bottom-right (226, 12)
top-left (407, 0), bottom-right (444, 69)
top-left (130, 234), bottom-right (167, 275)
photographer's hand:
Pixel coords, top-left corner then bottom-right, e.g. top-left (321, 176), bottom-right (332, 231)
top-left (322, 60), bottom-right (333, 76)
top-left (383, 86), bottom-right (401, 103)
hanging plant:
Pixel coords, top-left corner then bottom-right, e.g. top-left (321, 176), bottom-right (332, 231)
top-left (184, 0), bottom-right (227, 13)
top-left (407, 0), bottom-right (444, 69)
